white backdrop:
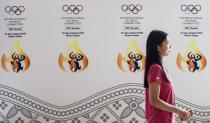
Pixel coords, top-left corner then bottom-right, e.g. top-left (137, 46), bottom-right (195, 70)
top-left (0, 0), bottom-right (209, 122)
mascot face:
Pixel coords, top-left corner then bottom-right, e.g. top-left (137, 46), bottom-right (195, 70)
top-left (68, 52), bottom-right (83, 72)
top-left (11, 52), bottom-right (25, 72)
top-left (186, 52), bottom-right (201, 72)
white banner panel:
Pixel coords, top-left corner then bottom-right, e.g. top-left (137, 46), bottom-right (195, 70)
top-left (0, 0), bottom-right (210, 122)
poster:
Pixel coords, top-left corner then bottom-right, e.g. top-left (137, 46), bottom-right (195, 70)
top-left (0, 0), bottom-right (209, 122)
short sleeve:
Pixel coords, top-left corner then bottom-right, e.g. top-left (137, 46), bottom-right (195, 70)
top-left (147, 64), bottom-right (163, 84)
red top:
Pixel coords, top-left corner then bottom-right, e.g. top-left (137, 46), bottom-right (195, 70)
top-left (145, 64), bottom-right (175, 123)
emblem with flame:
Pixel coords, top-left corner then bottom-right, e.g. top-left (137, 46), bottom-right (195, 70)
top-left (176, 40), bottom-right (207, 72)
top-left (1, 41), bottom-right (30, 73)
top-left (59, 40), bottom-right (88, 72)
top-left (117, 40), bottom-right (145, 72)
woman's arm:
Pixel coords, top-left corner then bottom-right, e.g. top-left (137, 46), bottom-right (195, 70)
top-left (149, 82), bottom-right (191, 120)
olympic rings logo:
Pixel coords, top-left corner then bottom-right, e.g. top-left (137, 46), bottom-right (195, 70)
top-left (5, 6), bottom-right (25, 15)
top-left (121, 4), bottom-right (142, 14)
top-left (181, 4), bottom-right (201, 14)
top-left (62, 5), bottom-right (83, 14)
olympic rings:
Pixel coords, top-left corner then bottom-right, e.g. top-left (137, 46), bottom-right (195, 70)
top-left (121, 4), bottom-right (142, 14)
top-left (5, 6), bottom-right (25, 15)
top-left (62, 5), bottom-right (83, 14)
top-left (181, 4), bottom-right (201, 14)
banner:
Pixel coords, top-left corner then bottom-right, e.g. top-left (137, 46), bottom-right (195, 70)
top-left (0, 0), bottom-right (209, 122)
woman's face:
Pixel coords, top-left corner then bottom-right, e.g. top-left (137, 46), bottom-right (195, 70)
top-left (157, 36), bottom-right (171, 57)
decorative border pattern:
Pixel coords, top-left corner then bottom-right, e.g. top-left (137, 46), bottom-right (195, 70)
top-left (0, 83), bottom-right (210, 123)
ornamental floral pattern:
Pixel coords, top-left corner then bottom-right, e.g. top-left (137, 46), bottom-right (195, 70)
top-left (0, 83), bottom-right (210, 123)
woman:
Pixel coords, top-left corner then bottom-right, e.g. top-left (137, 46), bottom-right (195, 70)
top-left (144, 30), bottom-right (191, 123)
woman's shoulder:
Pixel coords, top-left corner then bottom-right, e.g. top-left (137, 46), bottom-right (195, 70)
top-left (148, 63), bottom-right (163, 73)
top-left (150, 63), bottom-right (162, 69)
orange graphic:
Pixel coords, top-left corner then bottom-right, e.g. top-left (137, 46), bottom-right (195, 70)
top-left (176, 40), bottom-right (207, 72)
top-left (117, 40), bottom-right (145, 72)
top-left (59, 40), bottom-right (88, 72)
top-left (1, 41), bottom-right (30, 73)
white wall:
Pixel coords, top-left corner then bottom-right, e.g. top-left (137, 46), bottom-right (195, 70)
top-left (0, 0), bottom-right (209, 122)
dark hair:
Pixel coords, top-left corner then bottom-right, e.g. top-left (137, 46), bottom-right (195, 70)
top-left (144, 30), bottom-right (168, 88)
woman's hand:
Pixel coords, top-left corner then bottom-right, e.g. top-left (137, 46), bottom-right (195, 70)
top-left (176, 108), bottom-right (192, 121)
